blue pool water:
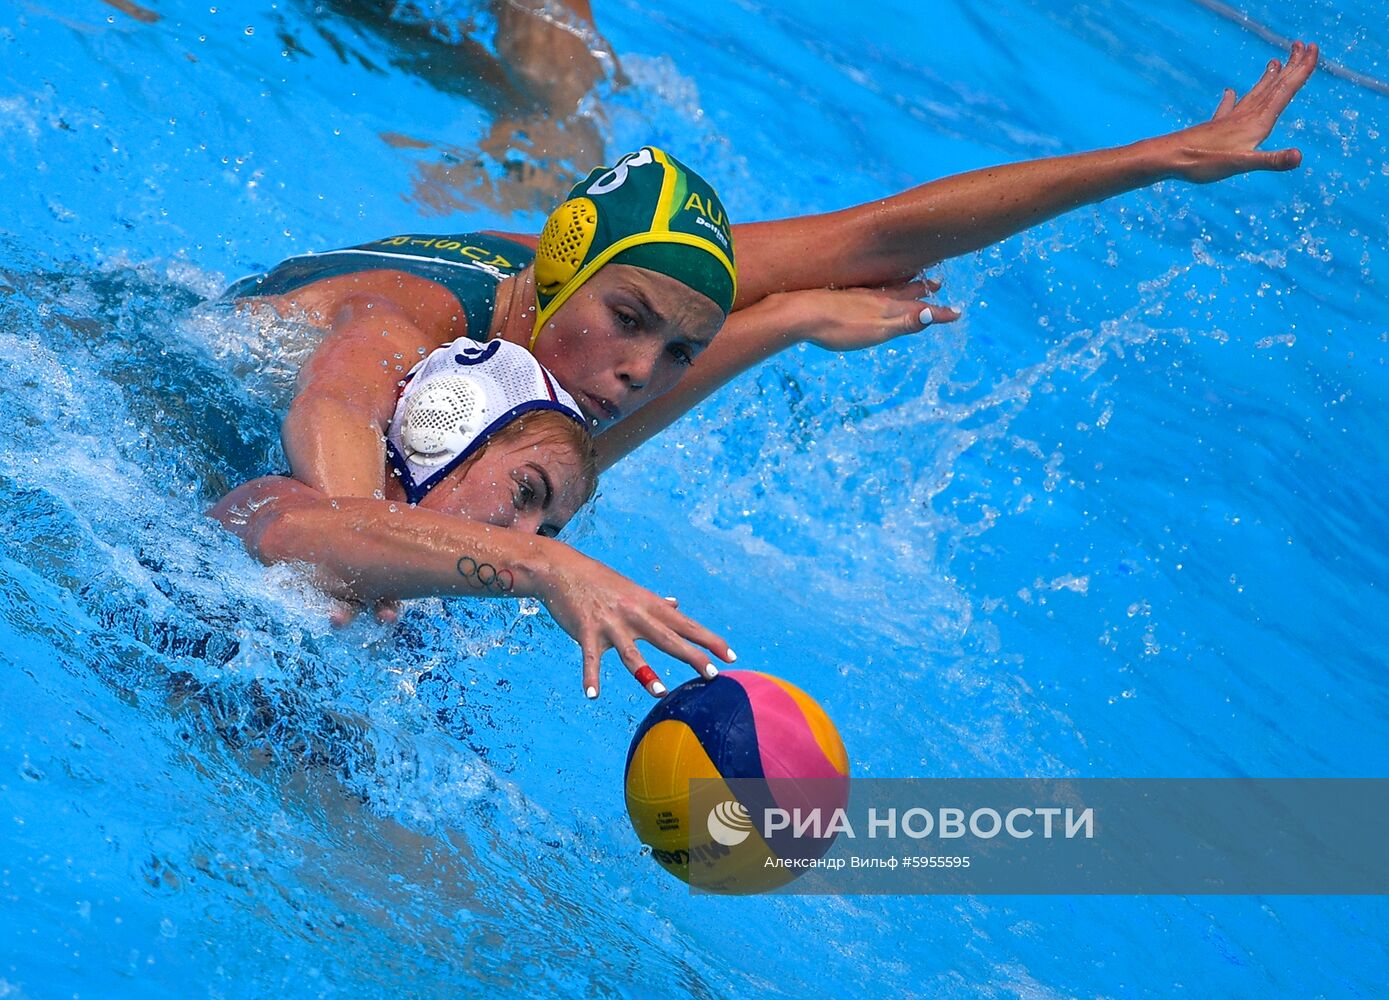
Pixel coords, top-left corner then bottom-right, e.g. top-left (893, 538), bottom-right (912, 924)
top-left (2, 0), bottom-right (1387, 995)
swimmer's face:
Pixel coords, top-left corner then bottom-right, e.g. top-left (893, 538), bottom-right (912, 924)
top-left (532, 263), bottom-right (725, 431)
top-left (416, 434), bottom-right (590, 537)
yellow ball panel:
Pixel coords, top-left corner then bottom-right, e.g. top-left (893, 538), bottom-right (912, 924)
top-left (624, 719), bottom-right (719, 851)
top-left (624, 717), bottom-right (808, 891)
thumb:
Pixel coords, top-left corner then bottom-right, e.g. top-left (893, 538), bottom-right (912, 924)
top-left (1211, 87), bottom-right (1237, 120)
top-left (1246, 147), bottom-right (1302, 172)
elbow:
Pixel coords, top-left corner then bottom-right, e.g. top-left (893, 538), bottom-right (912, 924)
top-left (208, 476), bottom-right (324, 564)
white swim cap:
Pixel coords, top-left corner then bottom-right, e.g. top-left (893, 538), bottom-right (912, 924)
top-left (386, 337), bottom-right (585, 504)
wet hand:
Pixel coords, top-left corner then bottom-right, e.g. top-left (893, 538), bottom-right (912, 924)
top-left (1157, 40), bottom-right (1318, 183)
top-left (536, 546), bottom-right (735, 700)
top-left (791, 279), bottom-right (961, 352)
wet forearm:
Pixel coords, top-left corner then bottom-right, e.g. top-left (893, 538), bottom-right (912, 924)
top-left (845, 139), bottom-right (1175, 275)
top-left (733, 138), bottom-right (1176, 303)
top-left (256, 494), bottom-right (560, 602)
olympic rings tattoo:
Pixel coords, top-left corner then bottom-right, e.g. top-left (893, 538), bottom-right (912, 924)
top-left (456, 555), bottom-right (515, 594)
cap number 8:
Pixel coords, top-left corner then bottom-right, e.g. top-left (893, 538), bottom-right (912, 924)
top-left (588, 147), bottom-right (654, 196)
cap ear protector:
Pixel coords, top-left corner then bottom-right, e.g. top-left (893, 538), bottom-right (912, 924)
top-left (385, 338), bottom-right (586, 505)
top-left (399, 375), bottom-right (486, 467)
top-left (534, 197), bottom-right (599, 297)
top-left (529, 147), bottom-right (737, 351)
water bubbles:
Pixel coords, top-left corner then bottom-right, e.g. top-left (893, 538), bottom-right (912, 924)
top-left (1140, 625), bottom-right (1161, 657)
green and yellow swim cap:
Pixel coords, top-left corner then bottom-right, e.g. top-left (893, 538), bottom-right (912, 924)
top-left (530, 146), bottom-right (737, 349)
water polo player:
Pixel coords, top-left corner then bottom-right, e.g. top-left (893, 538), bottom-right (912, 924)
top-left (220, 41), bottom-right (1316, 695)
top-left (233, 42), bottom-right (1318, 471)
top-left (221, 148), bottom-right (937, 697)
top-left (226, 145), bottom-right (939, 453)
top-left (210, 336), bottom-right (735, 700)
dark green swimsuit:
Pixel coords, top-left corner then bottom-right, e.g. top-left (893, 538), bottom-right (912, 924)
top-left (224, 232), bottom-right (536, 340)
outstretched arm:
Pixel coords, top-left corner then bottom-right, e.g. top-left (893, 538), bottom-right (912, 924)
top-left (595, 282), bottom-right (960, 470)
top-left (208, 477), bottom-right (734, 699)
top-left (730, 41), bottom-right (1318, 307)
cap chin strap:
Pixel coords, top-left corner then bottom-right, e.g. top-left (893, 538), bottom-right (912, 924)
top-left (529, 145), bottom-right (737, 351)
top-left (528, 231), bottom-right (735, 351)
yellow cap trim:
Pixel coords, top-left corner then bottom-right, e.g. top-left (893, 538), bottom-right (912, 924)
top-left (649, 147), bottom-right (677, 234)
top-left (529, 230), bottom-right (737, 350)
